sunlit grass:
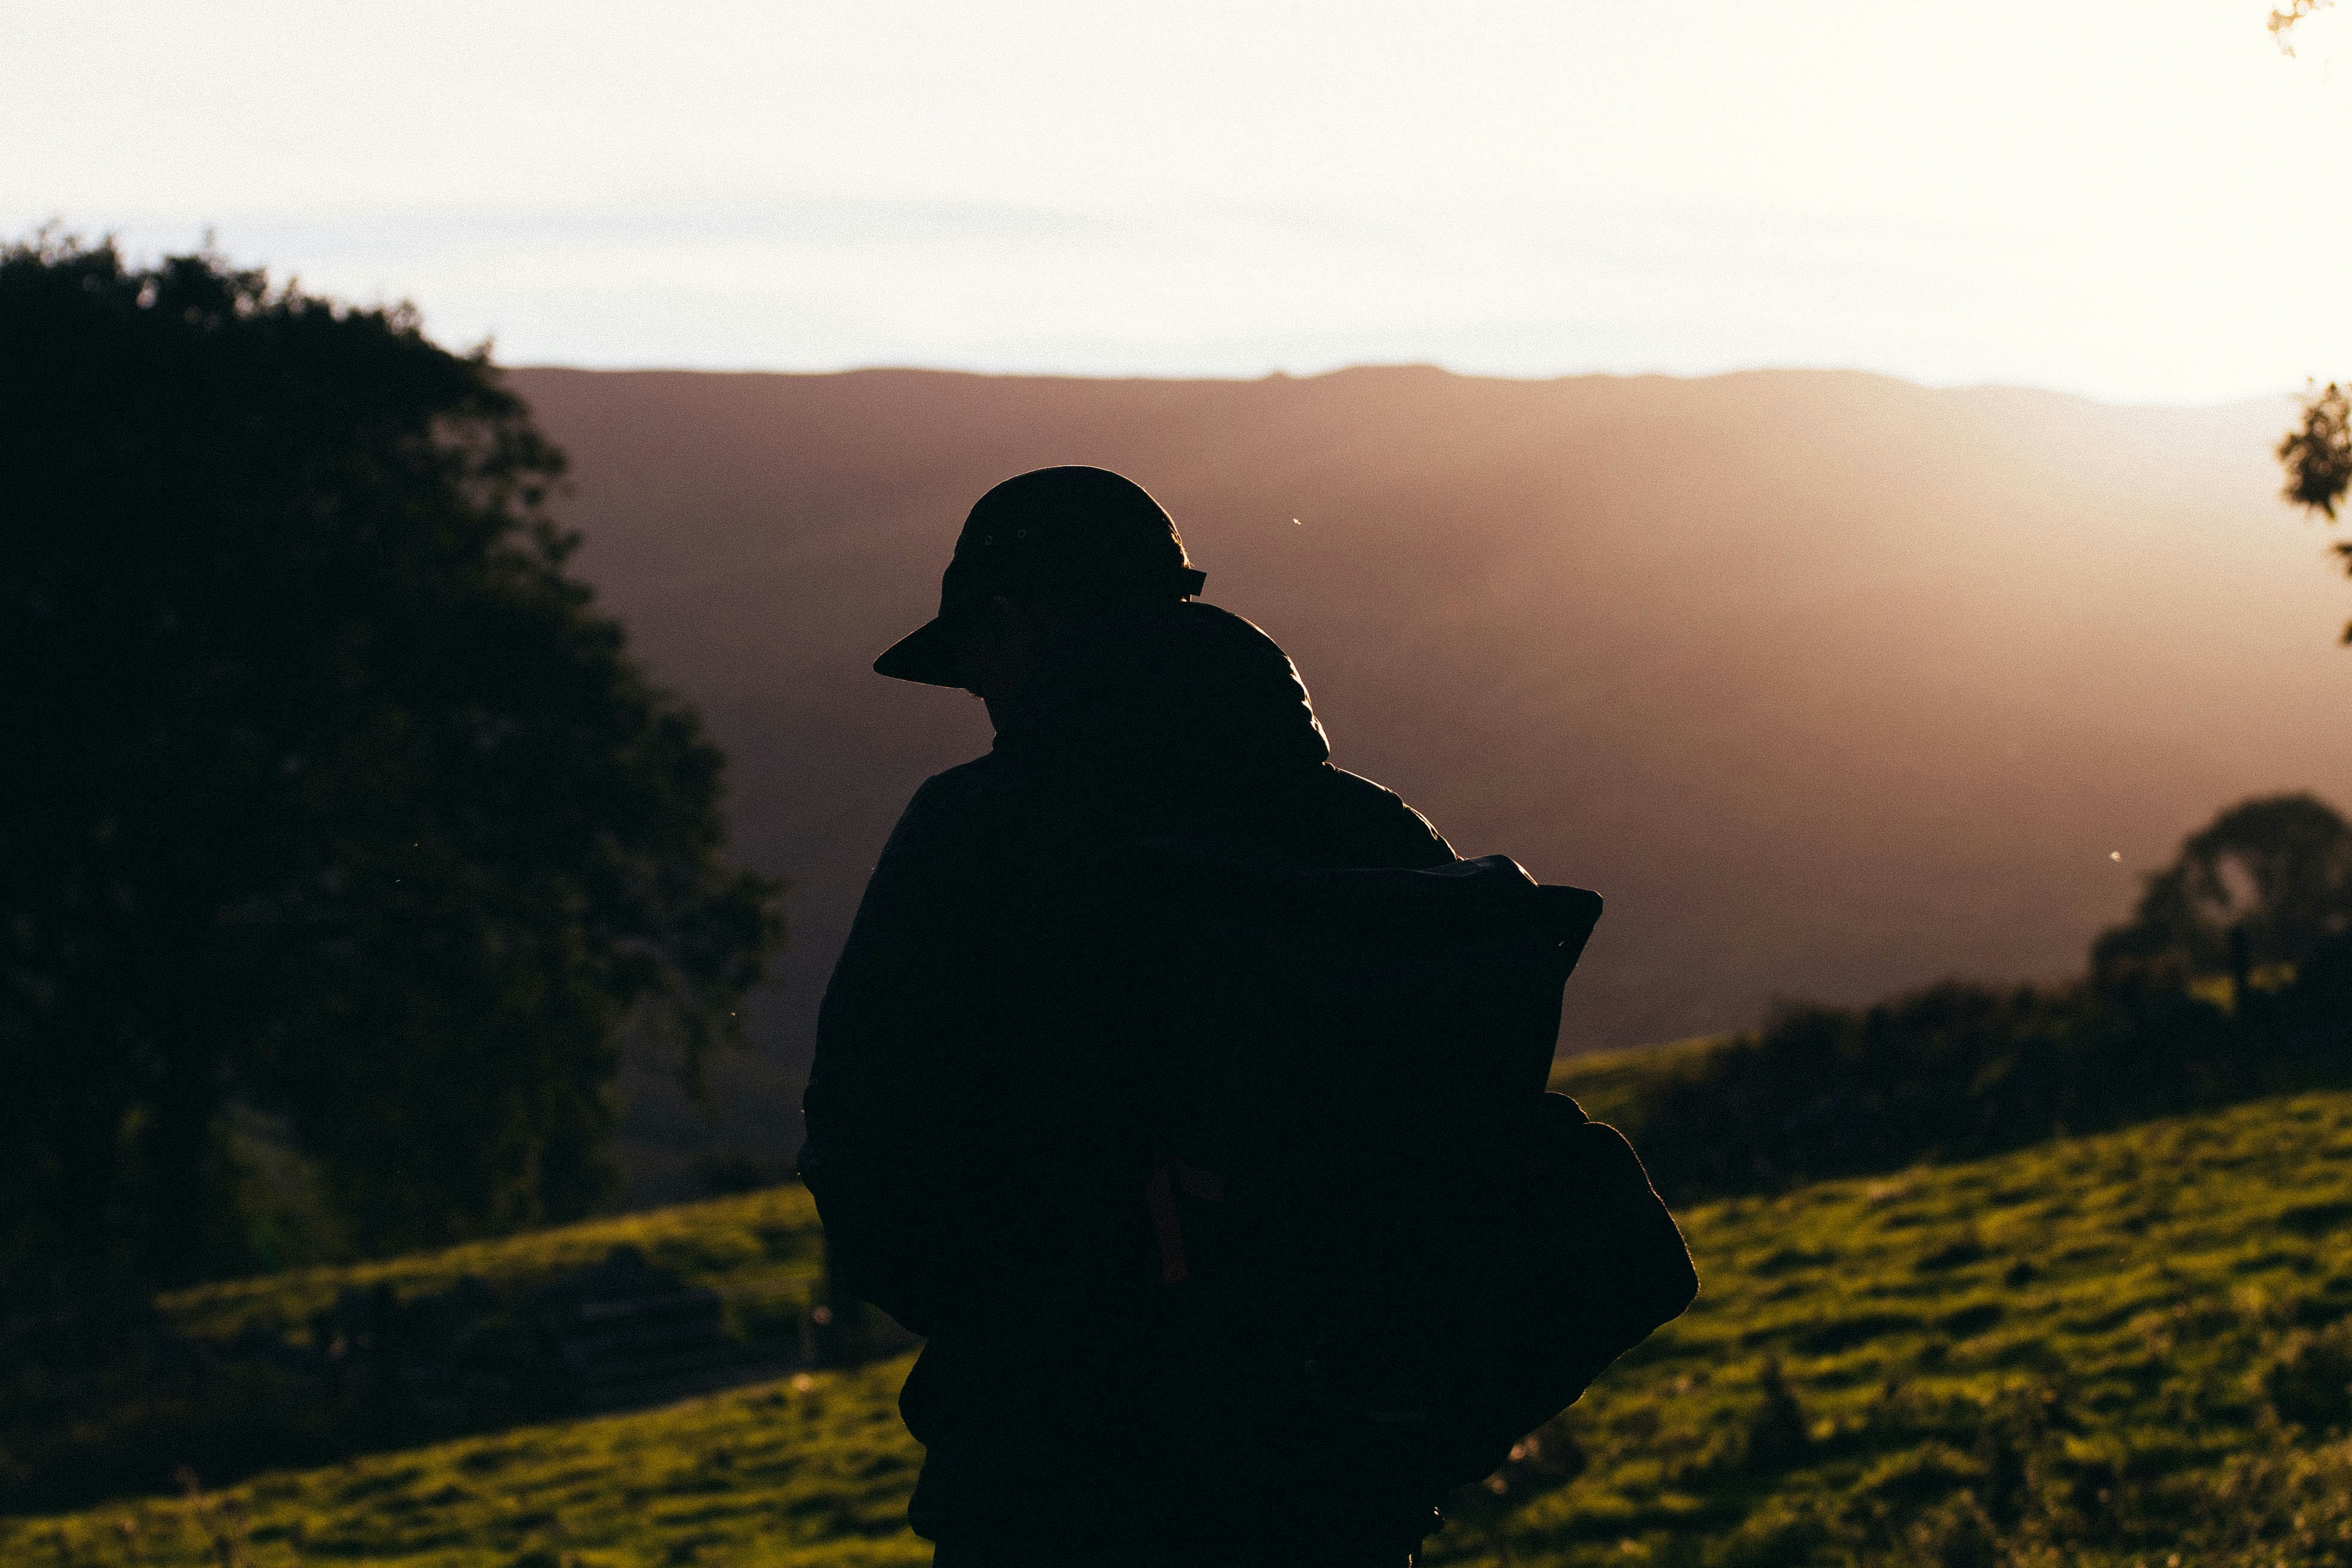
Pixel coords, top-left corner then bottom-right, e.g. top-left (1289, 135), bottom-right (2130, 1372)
top-left (157, 1184), bottom-right (826, 1345)
top-left (4, 1358), bottom-right (923, 1568)
top-left (17, 1091), bottom-right (2352, 1565)
top-left (1548, 1034), bottom-right (1726, 1135)
top-left (1432, 1088), bottom-right (2352, 1566)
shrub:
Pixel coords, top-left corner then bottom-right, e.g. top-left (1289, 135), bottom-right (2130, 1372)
top-left (2264, 1319), bottom-right (2352, 1432)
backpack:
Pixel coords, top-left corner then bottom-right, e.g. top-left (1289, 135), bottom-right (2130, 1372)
top-left (1123, 841), bottom-right (1700, 1502)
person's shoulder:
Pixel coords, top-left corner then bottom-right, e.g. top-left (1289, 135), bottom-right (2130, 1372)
top-left (885, 751), bottom-right (1046, 855)
top-left (906, 752), bottom-right (1007, 810)
top-left (1313, 764), bottom-right (1456, 866)
top-left (892, 754), bottom-right (1013, 835)
top-left (856, 755), bottom-right (1022, 902)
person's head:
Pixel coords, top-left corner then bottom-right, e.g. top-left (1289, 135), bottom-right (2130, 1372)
top-left (874, 467), bottom-right (1205, 710)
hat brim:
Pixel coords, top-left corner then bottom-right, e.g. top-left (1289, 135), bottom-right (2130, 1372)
top-left (873, 614), bottom-right (970, 688)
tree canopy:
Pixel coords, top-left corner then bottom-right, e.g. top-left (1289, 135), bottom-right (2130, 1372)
top-left (2091, 792), bottom-right (2352, 988)
top-left (0, 235), bottom-right (783, 1296)
top-left (2268, 6), bottom-right (2352, 637)
top-left (2272, 384), bottom-right (2352, 639)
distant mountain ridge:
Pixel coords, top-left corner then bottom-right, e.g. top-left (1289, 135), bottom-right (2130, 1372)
top-left (500, 364), bottom-right (2352, 1199)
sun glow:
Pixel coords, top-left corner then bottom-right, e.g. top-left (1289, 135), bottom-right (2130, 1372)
top-left (6, 1), bottom-right (2350, 400)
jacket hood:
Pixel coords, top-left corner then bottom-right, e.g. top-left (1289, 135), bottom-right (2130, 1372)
top-left (991, 601), bottom-right (1331, 777)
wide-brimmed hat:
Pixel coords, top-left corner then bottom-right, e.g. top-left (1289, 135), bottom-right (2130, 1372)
top-left (874, 466), bottom-right (1206, 688)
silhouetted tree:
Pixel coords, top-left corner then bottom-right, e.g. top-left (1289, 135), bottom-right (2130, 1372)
top-left (1593, 790), bottom-right (2352, 1198)
top-left (2275, 384), bottom-right (2352, 641)
top-left (0, 234), bottom-right (782, 1296)
top-left (2256, 27), bottom-right (2352, 1139)
top-left (2271, 8), bottom-right (2352, 636)
top-left (2092, 794), bottom-right (2352, 988)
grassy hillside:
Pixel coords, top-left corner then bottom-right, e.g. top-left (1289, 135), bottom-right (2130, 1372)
top-left (154, 1184), bottom-right (826, 1346)
top-left (7, 1358), bottom-right (924, 1568)
top-left (0, 1188), bottom-right (834, 1518)
top-left (1548, 1034), bottom-right (1726, 1134)
top-left (17, 1089), bottom-right (2352, 1566)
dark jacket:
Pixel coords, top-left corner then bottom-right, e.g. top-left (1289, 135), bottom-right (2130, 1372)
top-left (802, 601), bottom-right (1453, 1563)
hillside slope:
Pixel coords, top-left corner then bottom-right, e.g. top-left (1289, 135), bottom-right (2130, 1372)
top-left (154, 1186), bottom-right (826, 1346)
top-left (498, 365), bottom-right (2352, 1192)
top-left (20, 1089), bottom-right (2352, 1566)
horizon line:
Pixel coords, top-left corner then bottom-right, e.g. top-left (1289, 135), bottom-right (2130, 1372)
top-left (500, 359), bottom-right (2302, 415)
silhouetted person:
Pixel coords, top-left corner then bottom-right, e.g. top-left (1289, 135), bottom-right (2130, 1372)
top-left (801, 467), bottom-right (1457, 1567)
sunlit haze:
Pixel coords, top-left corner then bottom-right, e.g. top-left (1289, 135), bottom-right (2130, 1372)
top-left (11, 1), bottom-right (2352, 400)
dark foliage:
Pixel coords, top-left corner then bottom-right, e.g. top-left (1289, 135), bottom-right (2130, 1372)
top-left (0, 234), bottom-right (782, 1299)
top-left (2093, 792), bottom-right (2352, 985)
top-left (1605, 794), bottom-right (2352, 1202)
top-left (2281, 382), bottom-right (2352, 519)
top-left (2262, 1319), bottom-right (2352, 1434)
top-left (2277, 381), bottom-right (2352, 641)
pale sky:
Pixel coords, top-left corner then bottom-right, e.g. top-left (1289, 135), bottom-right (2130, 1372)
top-left (10, 0), bottom-right (2352, 402)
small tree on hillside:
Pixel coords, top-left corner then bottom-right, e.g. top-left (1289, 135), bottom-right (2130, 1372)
top-left (2092, 794), bottom-right (2352, 989)
top-left (0, 235), bottom-right (783, 1296)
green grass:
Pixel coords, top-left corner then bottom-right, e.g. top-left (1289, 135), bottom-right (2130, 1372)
top-left (18, 1090), bottom-right (2352, 1566)
top-left (155, 1184), bottom-right (826, 1345)
top-left (4, 1358), bottom-right (924, 1568)
top-left (1548, 1035), bottom-right (1726, 1137)
top-left (1437, 1087), bottom-right (2352, 1567)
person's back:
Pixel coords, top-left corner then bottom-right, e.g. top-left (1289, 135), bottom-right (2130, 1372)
top-left (802, 468), bottom-right (1455, 1566)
